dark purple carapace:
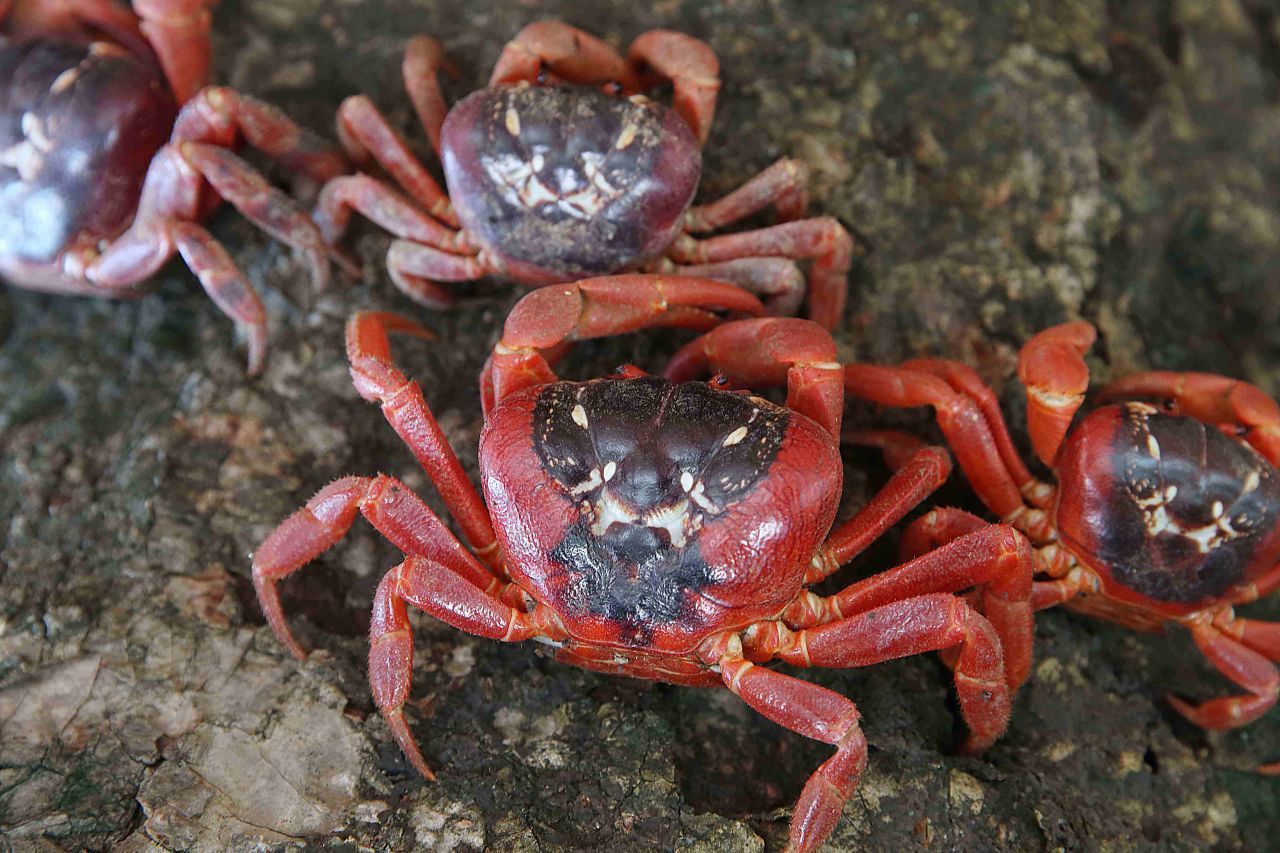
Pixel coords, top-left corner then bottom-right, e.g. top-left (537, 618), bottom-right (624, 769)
top-left (440, 85), bottom-right (700, 282)
top-left (0, 40), bottom-right (175, 267)
top-left (480, 373), bottom-right (840, 652)
top-left (1057, 404), bottom-right (1280, 607)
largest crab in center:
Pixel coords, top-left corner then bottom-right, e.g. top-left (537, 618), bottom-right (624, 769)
top-left (253, 275), bottom-right (1034, 852)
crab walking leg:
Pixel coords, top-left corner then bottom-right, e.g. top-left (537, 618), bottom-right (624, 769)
top-left (665, 317), bottom-right (843, 439)
top-left (789, 527), bottom-right (1034, 693)
top-left (1098, 371), bottom-right (1280, 466)
top-left (483, 275), bottom-right (765, 410)
top-left (1016, 321), bottom-right (1096, 468)
top-left (627, 30), bottom-right (720, 145)
top-left (169, 222), bottom-right (268, 374)
top-left (129, 0), bottom-right (212, 103)
top-left (370, 557), bottom-right (566, 779)
top-left (92, 141), bottom-right (333, 291)
top-left (685, 159), bottom-right (809, 231)
top-left (842, 363), bottom-right (1052, 540)
top-left (1167, 624), bottom-right (1279, 730)
top-left (657, 258), bottom-right (805, 318)
top-left (87, 145), bottom-right (321, 374)
top-left (253, 475), bottom-right (504, 659)
top-left (330, 95), bottom-right (457, 224)
top-left (489, 20), bottom-right (640, 91)
top-left (714, 650), bottom-right (868, 853)
top-left (904, 358), bottom-right (1052, 507)
top-left (670, 218), bottom-right (854, 330)
top-left (899, 506), bottom-right (1078, 606)
top-left (346, 313), bottom-right (502, 566)
top-left (769, 594), bottom-right (1012, 752)
top-left (806, 432), bottom-right (953, 583)
top-left (172, 86), bottom-right (348, 185)
top-left (313, 174), bottom-right (472, 253)
top-left (402, 35), bottom-right (455, 157)
top-left (385, 240), bottom-right (491, 310)
top-left (1225, 618), bottom-right (1280, 660)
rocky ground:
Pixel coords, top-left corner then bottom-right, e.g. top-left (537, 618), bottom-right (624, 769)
top-left (3, 0), bottom-right (1280, 850)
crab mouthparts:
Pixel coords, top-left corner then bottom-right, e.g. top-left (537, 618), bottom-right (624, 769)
top-left (590, 489), bottom-right (697, 550)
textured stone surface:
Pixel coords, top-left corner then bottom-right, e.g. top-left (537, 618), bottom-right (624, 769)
top-left (2, 0), bottom-right (1279, 850)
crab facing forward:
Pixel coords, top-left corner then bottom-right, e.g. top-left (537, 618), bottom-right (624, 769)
top-left (843, 322), bottom-right (1280, 769)
top-left (251, 275), bottom-right (1035, 852)
top-left (315, 21), bottom-right (855, 328)
top-left (0, 0), bottom-right (346, 373)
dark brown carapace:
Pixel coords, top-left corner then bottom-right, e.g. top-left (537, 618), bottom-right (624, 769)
top-left (844, 321), bottom-right (1280, 753)
top-left (251, 276), bottom-right (1038, 853)
top-left (313, 21), bottom-right (855, 327)
top-left (0, 0), bottom-right (346, 373)
top-left (441, 85), bottom-right (699, 282)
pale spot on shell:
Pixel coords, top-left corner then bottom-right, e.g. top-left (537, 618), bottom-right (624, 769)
top-left (723, 426), bottom-right (749, 447)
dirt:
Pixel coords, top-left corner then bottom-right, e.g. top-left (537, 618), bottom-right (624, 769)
top-left (2, 0), bottom-right (1278, 850)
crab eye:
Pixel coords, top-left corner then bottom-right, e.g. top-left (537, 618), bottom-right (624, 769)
top-left (712, 374), bottom-right (730, 387)
top-left (603, 81), bottom-right (623, 96)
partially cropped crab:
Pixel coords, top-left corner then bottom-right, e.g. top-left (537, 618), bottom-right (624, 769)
top-left (252, 274), bottom-right (1034, 852)
top-left (315, 21), bottom-right (855, 328)
top-left (0, 0), bottom-right (346, 373)
top-left (843, 322), bottom-right (1280, 769)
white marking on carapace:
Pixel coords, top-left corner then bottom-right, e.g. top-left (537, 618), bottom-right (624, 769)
top-left (50, 67), bottom-right (82, 95)
top-left (1145, 432), bottom-right (1161, 460)
top-left (0, 139), bottom-right (42, 182)
top-left (689, 480), bottom-right (719, 513)
top-left (21, 113), bottom-right (52, 153)
top-left (570, 468), bottom-right (603, 495)
top-left (615, 123), bottom-right (638, 150)
top-left (572, 403), bottom-right (589, 429)
top-left (504, 106), bottom-right (521, 136)
top-left (1244, 470), bottom-right (1261, 494)
top-left (603, 461), bottom-right (617, 481)
top-left (680, 471), bottom-right (694, 492)
top-left (723, 426), bottom-right (749, 447)
top-left (482, 147), bottom-right (622, 221)
top-left (1132, 484), bottom-right (1247, 555)
top-left (590, 489), bottom-right (694, 549)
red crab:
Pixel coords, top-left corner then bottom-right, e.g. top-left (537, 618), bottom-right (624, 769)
top-left (843, 322), bottom-right (1280, 770)
top-left (251, 274), bottom-right (1035, 852)
top-left (314, 21), bottom-right (855, 328)
top-left (0, 0), bottom-right (347, 373)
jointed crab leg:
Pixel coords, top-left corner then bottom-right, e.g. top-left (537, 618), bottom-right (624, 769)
top-left (669, 218), bottom-right (855, 331)
top-left (904, 358), bottom-right (1050, 506)
top-left (133, 0), bottom-right (212, 103)
top-left (684, 158), bottom-right (810, 231)
top-left (709, 641), bottom-right (868, 853)
top-left (482, 274), bottom-right (764, 410)
top-left (626, 29), bottom-right (720, 144)
top-left (1017, 321), bottom-right (1096, 468)
top-left (489, 20), bottom-right (640, 91)
top-left (370, 555), bottom-right (567, 779)
top-left (1168, 624), bottom-right (1278, 729)
top-left (720, 589), bottom-right (1011, 852)
top-left (809, 433), bottom-right (952, 581)
top-left (346, 312), bottom-right (501, 564)
top-left (252, 473), bottom-right (505, 659)
top-left (842, 363), bottom-right (1051, 539)
top-left (330, 95), bottom-right (456, 224)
